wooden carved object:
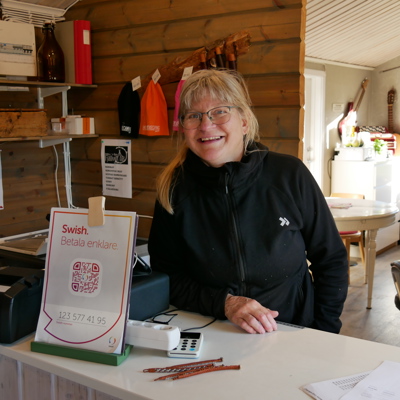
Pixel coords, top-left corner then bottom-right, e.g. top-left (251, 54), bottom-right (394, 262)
top-left (140, 30), bottom-right (251, 91)
top-left (387, 88), bottom-right (395, 133)
top-left (338, 78), bottom-right (369, 137)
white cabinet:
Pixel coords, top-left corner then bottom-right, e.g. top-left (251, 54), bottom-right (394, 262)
top-left (331, 159), bottom-right (400, 252)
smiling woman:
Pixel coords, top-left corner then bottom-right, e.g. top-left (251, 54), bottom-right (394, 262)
top-left (155, 70), bottom-right (259, 212)
top-left (148, 69), bottom-right (348, 336)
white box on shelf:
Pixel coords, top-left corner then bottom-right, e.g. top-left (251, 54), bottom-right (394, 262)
top-left (65, 115), bottom-right (95, 134)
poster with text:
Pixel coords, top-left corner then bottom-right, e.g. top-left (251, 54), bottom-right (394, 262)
top-left (35, 208), bottom-right (138, 354)
top-left (101, 139), bottom-right (132, 198)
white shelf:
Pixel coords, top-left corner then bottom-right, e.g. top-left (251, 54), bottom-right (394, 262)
top-left (0, 134), bottom-right (97, 144)
top-left (0, 80), bottom-right (97, 145)
top-left (0, 79), bottom-right (96, 89)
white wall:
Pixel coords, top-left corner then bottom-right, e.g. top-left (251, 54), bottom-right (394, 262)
top-left (304, 59), bottom-right (400, 250)
top-left (305, 61), bottom-right (373, 195)
top-left (370, 55), bottom-right (400, 130)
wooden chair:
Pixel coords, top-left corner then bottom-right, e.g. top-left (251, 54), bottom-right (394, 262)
top-left (330, 193), bottom-right (365, 284)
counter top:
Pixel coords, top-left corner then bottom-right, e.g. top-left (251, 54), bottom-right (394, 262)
top-left (2, 311), bottom-right (400, 399)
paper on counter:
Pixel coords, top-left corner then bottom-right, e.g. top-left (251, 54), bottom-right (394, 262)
top-left (302, 360), bottom-right (400, 400)
top-left (302, 371), bottom-right (371, 400)
top-left (341, 360), bottom-right (400, 400)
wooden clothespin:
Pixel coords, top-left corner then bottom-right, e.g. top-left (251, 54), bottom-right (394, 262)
top-left (88, 196), bottom-right (105, 227)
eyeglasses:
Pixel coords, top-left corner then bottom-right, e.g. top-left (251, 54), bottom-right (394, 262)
top-left (179, 106), bottom-right (239, 130)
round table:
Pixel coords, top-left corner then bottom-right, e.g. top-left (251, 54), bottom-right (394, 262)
top-left (326, 197), bottom-right (399, 309)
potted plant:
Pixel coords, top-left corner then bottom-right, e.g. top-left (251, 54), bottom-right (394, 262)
top-left (373, 139), bottom-right (387, 159)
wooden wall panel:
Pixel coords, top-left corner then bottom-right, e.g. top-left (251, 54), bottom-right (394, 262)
top-left (71, 184), bottom-right (155, 238)
top-left (57, 376), bottom-right (89, 399)
top-left (0, 142), bottom-right (67, 237)
top-left (261, 138), bottom-right (300, 157)
top-left (75, 108), bottom-right (301, 143)
top-left (0, 357), bottom-right (121, 400)
top-left (88, 9), bottom-right (301, 58)
top-left (71, 159), bottom-right (162, 190)
top-left (0, 88), bottom-right (70, 120)
top-left (0, 355), bottom-right (19, 400)
top-left (70, 134), bottom-right (177, 164)
top-left (22, 364), bottom-right (53, 400)
top-left (68, 74), bottom-right (302, 112)
top-left (64, 0), bottom-right (306, 239)
top-left (0, 0), bottom-right (305, 239)
top-left (67, 0), bottom-right (302, 30)
top-left (256, 107), bottom-right (302, 138)
top-left (0, 90), bottom-right (37, 109)
top-left (92, 41), bottom-right (301, 85)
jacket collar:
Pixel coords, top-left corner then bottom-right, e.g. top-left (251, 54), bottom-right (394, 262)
top-left (183, 142), bottom-right (269, 188)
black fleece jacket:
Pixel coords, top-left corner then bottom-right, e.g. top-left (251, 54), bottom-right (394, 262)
top-left (148, 143), bottom-right (348, 333)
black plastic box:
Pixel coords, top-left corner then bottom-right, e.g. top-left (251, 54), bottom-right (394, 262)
top-left (0, 267), bottom-right (44, 344)
top-left (129, 271), bottom-right (169, 321)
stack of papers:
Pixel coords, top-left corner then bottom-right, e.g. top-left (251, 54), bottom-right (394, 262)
top-left (302, 360), bottom-right (400, 400)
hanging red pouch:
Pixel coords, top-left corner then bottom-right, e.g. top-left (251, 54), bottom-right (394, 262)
top-left (139, 80), bottom-right (169, 136)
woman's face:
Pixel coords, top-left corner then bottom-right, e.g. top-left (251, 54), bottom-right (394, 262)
top-left (182, 96), bottom-right (248, 168)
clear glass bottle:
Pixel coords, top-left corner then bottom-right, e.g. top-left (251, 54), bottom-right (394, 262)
top-left (37, 22), bottom-right (65, 83)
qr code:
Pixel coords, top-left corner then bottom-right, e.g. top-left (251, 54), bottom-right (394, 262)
top-left (69, 259), bottom-right (102, 297)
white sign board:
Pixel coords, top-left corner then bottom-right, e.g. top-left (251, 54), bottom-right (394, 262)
top-left (35, 207), bottom-right (137, 354)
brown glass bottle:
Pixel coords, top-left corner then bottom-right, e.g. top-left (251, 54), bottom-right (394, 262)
top-left (37, 22), bottom-right (65, 83)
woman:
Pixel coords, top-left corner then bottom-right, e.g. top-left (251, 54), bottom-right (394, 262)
top-left (148, 69), bottom-right (348, 334)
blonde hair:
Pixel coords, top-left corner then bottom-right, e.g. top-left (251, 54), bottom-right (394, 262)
top-left (156, 69), bottom-right (259, 214)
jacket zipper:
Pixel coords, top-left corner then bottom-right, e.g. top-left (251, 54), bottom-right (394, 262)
top-left (225, 173), bottom-right (246, 296)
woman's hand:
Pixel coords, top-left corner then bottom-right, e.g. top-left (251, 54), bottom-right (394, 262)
top-left (224, 294), bottom-right (279, 334)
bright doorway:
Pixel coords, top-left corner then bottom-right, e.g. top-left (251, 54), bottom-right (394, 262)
top-left (304, 69), bottom-right (326, 189)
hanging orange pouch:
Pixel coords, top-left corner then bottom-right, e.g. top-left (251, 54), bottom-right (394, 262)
top-left (139, 80), bottom-right (170, 136)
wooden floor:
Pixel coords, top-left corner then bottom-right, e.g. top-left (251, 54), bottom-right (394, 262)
top-left (339, 244), bottom-right (400, 346)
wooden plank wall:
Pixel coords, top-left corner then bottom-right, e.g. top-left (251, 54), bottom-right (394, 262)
top-left (0, 0), bottom-right (305, 239)
top-left (0, 140), bottom-right (68, 237)
top-left (0, 84), bottom-right (69, 237)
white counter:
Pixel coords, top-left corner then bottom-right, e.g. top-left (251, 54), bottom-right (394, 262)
top-left (2, 311), bottom-right (400, 399)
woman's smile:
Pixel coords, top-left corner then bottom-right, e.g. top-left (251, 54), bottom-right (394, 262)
top-left (198, 136), bottom-right (223, 143)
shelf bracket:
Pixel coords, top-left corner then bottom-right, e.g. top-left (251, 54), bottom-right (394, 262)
top-left (39, 137), bottom-right (72, 148)
top-left (37, 86), bottom-right (71, 116)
